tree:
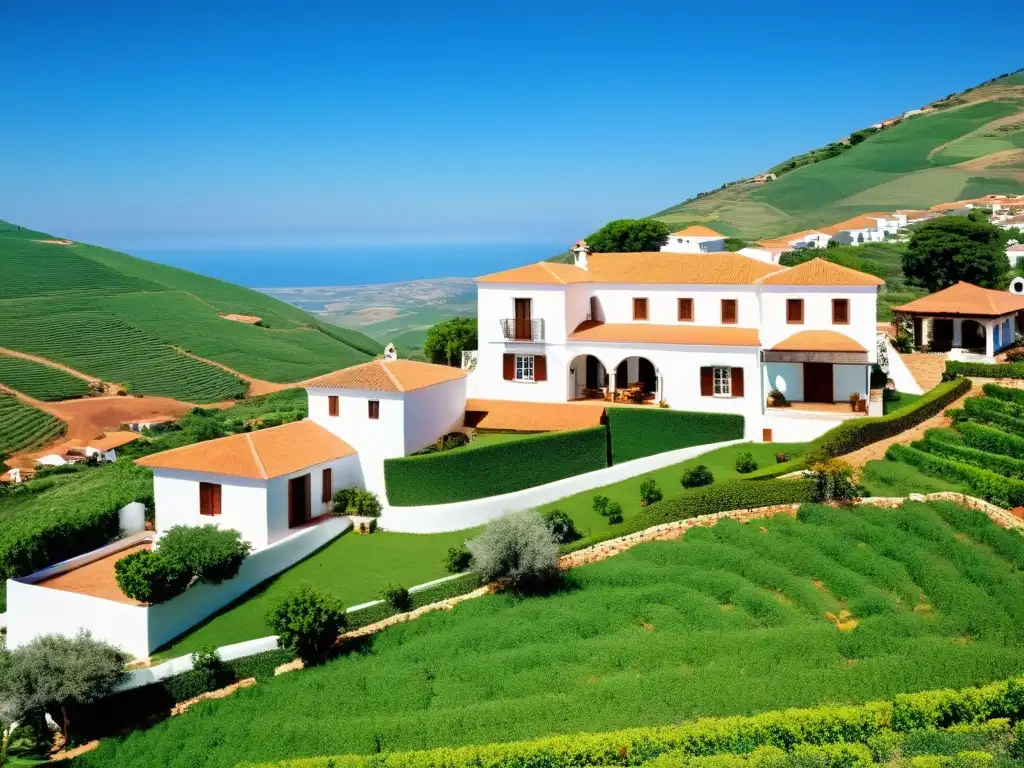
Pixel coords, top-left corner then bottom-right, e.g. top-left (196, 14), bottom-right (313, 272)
top-left (266, 584), bottom-right (347, 665)
top-left (157, 525), bottom-right (251, 584)
top-left (902, 216), bottom-right (1010, 292)
top-left (423, 317), bottom-right (477, 367)
top-left (0, 632), bottom-right (128, 743)
top-left (585, 218), bottom-right (670, 252)
top-left (466, 511), bottom-right (560, 591)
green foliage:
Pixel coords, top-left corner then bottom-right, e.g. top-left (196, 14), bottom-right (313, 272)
top-left (266, 584), bottom-right (347, 665)
top-left (0, 356), bottom-right (90, 401)
top-left (681, 464), bottom-right (714, 488)
top-left (158, 525), bottom-right (252, 584)
top-left (723, 238), bottom-right (751, 251)
top-left (734, 452), bottom-right (758, 474)
top-left (331, 488), bottom-right (383, 517)
top-left (946, 361), bottom-right (1024, 380)
top-left (606, 409), bottom-right (744, 463)
top-left (384, 426), bottom-right (608, 505)
top-left (640, 478), bottom-right (663, 506)
top-left (586, 218), bottom-right (671, 252)
top-left (0, 393), bottom-right (65, 459)
top-left (915, 433), bottom-right (1024, 479)
top-left (810, 460), bottom-right (858, 502)
top-left (779, 245), bottom-right (887, 281)
top-left (190, 646), bottom-right (231, 691)
top-left (903, 217), bottom-right (1010, 292)
top-left (603, 501), bottom-right (624, 524)
top-left (540, 508), bottom-right (581, 544)
top-left (466, 510), bottom-right (559, 590)
top-left (381, 584), bottom-right (412, 612)
top-left (422, 317), bottom-right (477, 367)
top-left (886, 444), bottom-right (1024, 507)
top-left (114, 549), bottom-right (192, 604)
top-left (442, 544), bottom-right (472, 573)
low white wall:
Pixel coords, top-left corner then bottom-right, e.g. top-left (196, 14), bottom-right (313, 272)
top-left (119, 502), bottom-right (147, 536)
top-left (378, 439), bottom-right (743, 533)
top-left (882, 338), bottom-right (925, 395)
top-left (763, 411), bottom-right (847, 443)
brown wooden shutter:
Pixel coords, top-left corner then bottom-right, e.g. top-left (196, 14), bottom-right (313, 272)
top-left (762, 428), bottom-right (773, 442)
top-left (787, 299), bottom-right (803, 324)
top-left (328, 395), bottom-right (339, 416)
top-left (678, 298), bottom-right (693, 321)
top-left (721, 299), bottom-right (737, 324)
top-left (633, 298), bottom-right (648, 320)
top-left (534, 355), bottom-right (547, 381)
top-left (503, 354), bottom-right (515, 380)
top-left (833, 299), bottom-right (849, 324)
top-left (200, 482), bottom-right (221, 516)
top-left (700, 366), bottom-right (713, 396)
top-left (731, 367), bottom-right (745, 397)
top-left (303, 474), bottom-right (312, 522)
top-left (322, 468), bottom-right (332, 503)
top-left (368, 400), bottom-right (380, 419)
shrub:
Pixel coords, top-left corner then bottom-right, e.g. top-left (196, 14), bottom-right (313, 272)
top-left (331, 487), bottom-right (356, 515)
top-left (775, 452), bottom-right (790, 463)
top-left (603, 501), bottom-right (624, 524)
top-left (947, 360), bottom-right (1024, 380)
top-left (190, 646), bottom-right (230, 690)
top-left (640, 478), bottom-right (663, 506)
top-left (540, 509), bottom-right (581, 544)
top-left (466, 511), bottom-right (560, 591)
top-left (332, 488), bottom-right (383, 517)
top-left (981, 382), bottom-right (1024, 405)
top-left (381, 584), bottom-right (412, 612)
top-left (886, 444), bottom-right (1024, 507)
top-left (962, 397), bottom-right (1024, 437)
top-left (157, 525), bottom-right (251, 585)
top-left (114, 549), bottom-right (191, 604)
top-left (606, 409), bottom-right (744, 463)
top-left (592, 495), bottom-right (610, 516)
top-left (811, 460), bottom-right (858, 503)
top-left (956, 420), bottom-right (1024, 458)
top-left (266, 584), bottom-right (347, 665)
top-left (1009, 721), bottom-right (1024, 761)
top-left (916, 435), bottom-right (1024, 479)
top-left (442, 544), bottom-right (472, 573)
top-left (385, 426), bottom-right (608, 505)
top-left (734, 452), bottom-right (758, 474)
top-left (681, 465), bottom-right (714, 488)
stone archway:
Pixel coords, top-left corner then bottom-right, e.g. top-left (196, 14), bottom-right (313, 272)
top-left (610, 356), bottom-right (661, 404)
top-left (962, 319), bottom-right (986, 353)
top-left (568, 354), bottom-right (611, 401)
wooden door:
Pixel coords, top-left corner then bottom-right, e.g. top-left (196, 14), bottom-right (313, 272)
top-left (585, 356), bottom-right (599, 388)
top-left (803, 363), bottom-right (834, 404)
top-left (288, 474), bottom-right (312, 528)
top-left (514, 298), bottom-right (532, 340)
top-left (931, 319), bottom-right (953, 352)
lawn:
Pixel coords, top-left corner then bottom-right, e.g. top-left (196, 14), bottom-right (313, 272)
top-left (882, 390), bottom-right (922, 415)
top-left (80, 500), bottom-right (1024, 768)
top-left (156, 527), bottom-right (478, 658)
top-left (859, 457), bottom-right (968, 497)
top-left (538, 441), bottom-right (805, 537)
top-left (466, 431), bottom-right (538, 448)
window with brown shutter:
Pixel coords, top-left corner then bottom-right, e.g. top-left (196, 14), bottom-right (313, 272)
top-left (633, 297), bottom-right (648, 321)
top-left (328, 395), bottom-right (339, 417)
top-left (321, 468), bottom-right (332, 503)
top-left (534, 355), bottom-right (547, 381)
top-left (721, 299), bottom-right (737, 324)
top-left (503, 353), bottom-right (515, 380)
top-left (678, 298), bottom-right (693, 322)
top-left (731, 367), bottom-right (745, 397)
top-left (833, 298), bottom-right (850, 324)
top-left (786, 299), bottom-right (804, 324)
top-left (700, 366), bottom-right (713, 396)
top-left (368, 400), bottom-right (380, 419)
top-left (199, 482), bottom-right (221, 516)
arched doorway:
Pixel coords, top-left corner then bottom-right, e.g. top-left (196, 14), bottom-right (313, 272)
top-left (612, 356), bottom-right (660, 404)
top-left (568, 354), bottom-right (609, 400)
top-left (962, 319), bottom-right (985, 353)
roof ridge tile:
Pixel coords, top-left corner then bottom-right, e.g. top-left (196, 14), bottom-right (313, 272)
top-left (245, 433), bottom-right (269, 479)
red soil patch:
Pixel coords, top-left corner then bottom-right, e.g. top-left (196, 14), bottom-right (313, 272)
top-left (39, 396), bottom-right (197, 442)
top-left (220, 313), bottom-right (262, 324)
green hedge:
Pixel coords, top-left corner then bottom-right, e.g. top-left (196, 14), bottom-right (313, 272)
top-left (605, 409), bottom-right (744, 464)
top-left (961, 398), bottom-right (1024, 438)
top-left (886, 444), bottom-right (1024, 507)
top-left (956, 421), bottom-right (1024, 459)
top-left (947, 361), bottom-right (1024, 380)
top-left (981, 382), bottom-right (1024, 406)
top-left (249, 676), bottom-right (1024, 768)
top-left (915, 436), bottom-right (1024, 479)
top-left (384, 427), bottom-right (608, 505)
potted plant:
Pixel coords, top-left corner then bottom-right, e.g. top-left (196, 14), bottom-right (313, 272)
top-left (766, 389), bottom-right (786, 407)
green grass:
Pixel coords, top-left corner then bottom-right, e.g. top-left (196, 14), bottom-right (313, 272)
top-left (0, 393), bottom-right (65, 458)
top-left (0, 355), bottom-right (91, 401)
top-left (859, 458), bottom-right (969, 496)
top-left (465, 431), bottom-right (538, 448)
top-left (537, 442), bottom-right (805, 538)
top-left (156, 528), bottom-right (478, 659)
top-left (882, 391), bottom-right (922, 415)
top-left (79, 501), bottom-right (1024, 768)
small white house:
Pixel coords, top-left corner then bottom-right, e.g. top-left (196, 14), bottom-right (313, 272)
top-left (757, 230), bottom-right (832, 251)
top-left (661, 225), bottom-right (727, 254)
top-left (83, 431), bottom-right (141, 462)
top-left (820, 213), bottom-right (892, 245)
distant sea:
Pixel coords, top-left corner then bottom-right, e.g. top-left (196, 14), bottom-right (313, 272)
top-left (130, 242), bottom-right (565, 288)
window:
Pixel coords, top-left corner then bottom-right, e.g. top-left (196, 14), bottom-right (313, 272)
top-left (833, 298), bottom-right (850, 324)
top-left (678, 298), bottom-right (694, 322)
top-left (713, 367), bottom-right (732, 396)
top-left (199, 482), bottom-right (221, 516)
top-left (515, 354), bottom-right (534, 381)
top-left (328, 395), bottom-right (339, 417)
top-left (721, 299), bottom-right (737, 324)
top-left (368, 400), bottom-right (380, 419)
top-left (633, 297), bottom-right (648, 321)
top-left (786, 298), bottom-right (804, 324)
top-left (322, 468), bottom-right (333, 503)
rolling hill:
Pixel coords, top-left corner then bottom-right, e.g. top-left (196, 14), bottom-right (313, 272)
top-left (0, 221), bottom-right (381, 403)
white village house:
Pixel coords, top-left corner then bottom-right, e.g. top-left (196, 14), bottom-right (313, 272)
top-left (660, 225), bottom-right (727, 253)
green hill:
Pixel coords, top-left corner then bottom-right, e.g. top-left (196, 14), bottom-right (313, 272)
top-left (654, 71), bottom-right (1024, 238)
top-left (0, 221), bottom-right (381, 403)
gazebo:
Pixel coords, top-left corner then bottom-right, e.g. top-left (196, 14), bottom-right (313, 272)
top-left (892, 281), bottom-right (1024, 361)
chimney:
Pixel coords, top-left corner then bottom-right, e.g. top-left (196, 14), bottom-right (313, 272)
top-left (571, 239), bottom-right (590, 271)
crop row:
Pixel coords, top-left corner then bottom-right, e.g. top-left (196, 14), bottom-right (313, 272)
top-left (0, 355), bottom-right (91, 400)
top-left (0, 394), bottom-right (65, 457)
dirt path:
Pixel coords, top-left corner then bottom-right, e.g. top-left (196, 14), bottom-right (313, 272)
top-left (172, 348), bottom-right (294, 397)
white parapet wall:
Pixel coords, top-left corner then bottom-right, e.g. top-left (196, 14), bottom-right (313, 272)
top-left (881, 337), bottom-right (925, 395)
top-left (378, 439), bottom-right (744, 533)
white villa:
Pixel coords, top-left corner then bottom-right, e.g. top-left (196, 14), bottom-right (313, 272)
top-left (660, 225), bottom-right (727, 253)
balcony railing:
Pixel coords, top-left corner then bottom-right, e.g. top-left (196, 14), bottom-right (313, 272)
top-left (499, 318), bottom-right (545, 342)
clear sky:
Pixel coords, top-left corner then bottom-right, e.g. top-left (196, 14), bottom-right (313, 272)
top-left (1, 1), bottom-right (1021, 249)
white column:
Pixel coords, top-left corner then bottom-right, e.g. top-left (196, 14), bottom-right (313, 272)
top-left (922, 318), bottom-right (933, 347)
top-left (985, 320), bottom-right (996, 359)
top-left (608, 370), bottom-right (616, 401)
top-left (952, 318), bottom-right (963, 348)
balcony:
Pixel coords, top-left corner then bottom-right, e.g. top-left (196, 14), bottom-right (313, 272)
top-left (499, 318), bottom-right (545, 342)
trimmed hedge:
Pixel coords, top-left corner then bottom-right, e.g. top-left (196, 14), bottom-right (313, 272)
top-left (384, 427), bottom-right (608, 505)
top-left (250, 676), bottom-right (1024, 768)
top-left (981, 382), bottom-right (1024, 406)
top-left (916, 435), bottom-right (1024, 479)
top-left (605, 409), bottom-right (744, 464)
top-left (961, 398), bottom-right (1024, 438)
top-left (946, 361), bottom-right (1024, 380)
top-left (886, 444), bottom-right (1024, 507)
top-left (956, 421), bottom-right (1024, 459)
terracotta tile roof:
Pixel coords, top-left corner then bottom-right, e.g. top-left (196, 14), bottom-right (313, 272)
top-left (465, 399), bottom-right (606, 432)
top-left (669, 225), bottom-right (724, 238)
top-left (38, 543), bottom-right (152, 605)
top-left (476, 261), bottom-right (592, 285)
top-left (87, 431), bottom-right (141, 451)
top-left (759, 229), bottom-right (827, 246)
top-left (819, 213), bottom-right (892, 234)
top-left (136, 420), bottom-right (356, 480)
top-left (304, 359), bottom-right (467, 392)
top-left (1007, 244), bottom-right (1024, 252)
top-left (568, 320), bottom-right (760, 346)
top-left (929, 201), bottom-right (973, 212)
top-left (478, 252), bottom-right (785, 286)
top-left (758, 257), bottom-right (884, 286)
top-left (770, 330), bottom-right (866, 353)
top-left (892, 281), bottom-right (1024, 318)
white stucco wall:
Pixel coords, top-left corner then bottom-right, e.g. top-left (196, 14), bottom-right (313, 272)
top-left (764, 362), bottom-right (804, 402)
top-left (881, 338), bottom-right (924, 395)
top-left (264, 455), bottom-right (363, 544)
top-left (832, 364), bottom-right (868, 402)
top-left (661, 236), bottom-right (726, 253)
top-left (591, 284), bottom-right (759, 327)
top-left (763, 411), bottom-right (847, 443)
top-left (153, 470), bottom-right (270, 549)
top-left (759, 286), bottom-right (878, 356)
top-left (402, 377), bottom-right (468, 454)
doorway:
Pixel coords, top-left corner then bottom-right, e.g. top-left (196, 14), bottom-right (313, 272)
top-left (514, 298), bottom-right (532, 340)
top-left (288, 474), bottom-right (311, 528)
top-left (803, 362), bottom-right (834, 403)
top-left (931, 319), bottom-right (953, 352)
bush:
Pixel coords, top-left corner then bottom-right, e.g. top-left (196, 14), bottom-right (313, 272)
top-left (917, 435), bottom-right (1024, 479)
top-left (775, 452), bottom-right (790, 463)
top-left (157, 525), bottom-right (251, 584)
top-left (592, 494), bottom-right (610, 516)
top-left (541, 509), bottom-right (581, 544)
top-left (606, 409), bottom-right (744, 463)
top-left (681, 465), bottom-right (714, 488)
top-left (266, 584), bottom-right (347, 665)
top-left (381, 584), bottom-right (412, 612)
top-left (332, 488), bottom-right (383, 517)
top-left (190, 646), bottom-right (230, 690)
top-left (811, 460), bottom-right (858, 503)
top-left (886, 444), bottom-right (1024, 507)
top-left (734, 452), bottom-right (758, 474)
top-left (603, 501), bottom-right (624, 524)
top-left (956, 420), bottom-right (1024, 458)
top-left (114, 549), bottom-right (191, 604)
top-left (640, 478), bottom-right (663, 506)
top-left (466, 511), bottom-right (560, 591)
top-left (385, 426), bottom-right (608, 505)
top-left (981, 382), bottom-right (1024, 405)
top-left (331, 487), bottom-right (356, 515)
top-left (961, 397), bottom-right (1024, 437)
top-left (442, 544), bottom-right (472, 573)
top-left (947, 361), bottom-right (1024, 380)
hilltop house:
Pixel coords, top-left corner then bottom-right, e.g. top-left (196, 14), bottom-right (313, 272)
top-left (661, 226), bottom-right (727, 253)
top-left (819, 213), bottom-right (894, 245)
top-left (755, 230), bottom-right (832, 251)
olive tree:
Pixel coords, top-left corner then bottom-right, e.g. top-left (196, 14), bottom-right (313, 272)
top-left (467, 510), bottom-right (560, 591)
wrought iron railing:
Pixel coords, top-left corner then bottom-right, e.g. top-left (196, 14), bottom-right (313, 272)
top-left (499, 318), bottom-right (545, 342)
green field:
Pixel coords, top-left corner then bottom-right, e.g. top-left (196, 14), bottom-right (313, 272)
top-left (0, 393), bottom-right (65, 458)
top-left (0, 221), bottom-right (381, 401)
top-left (80, 500), bottom-right (1024, 768)
top-left (0, 356), bottom-right (91, 401)
top-left (882, 391), bottom-right (922, 415)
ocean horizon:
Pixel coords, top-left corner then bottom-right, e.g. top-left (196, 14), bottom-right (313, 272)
top-left (130, 241), bottom-right (565, 289)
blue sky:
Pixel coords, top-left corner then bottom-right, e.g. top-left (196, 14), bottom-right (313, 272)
top-left (1, 1), bottom-right (1021, 249)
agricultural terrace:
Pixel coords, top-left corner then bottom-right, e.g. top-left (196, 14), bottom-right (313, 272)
top-left (0, 393), bottom-right (65, 459)
top-left (81, 501), bottom-right (1024, 768)
top-left (0, 355), bottom-right (91, 400)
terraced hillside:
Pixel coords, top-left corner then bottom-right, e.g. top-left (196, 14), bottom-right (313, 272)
top-left (0, 393), bottom-right (65, 458)
top-left (656, 72), bottom-right (1024, 238)
top-left (0, 355), bottom-right (91, 401)
top-left (0, 221), bottom-right (381, 402)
